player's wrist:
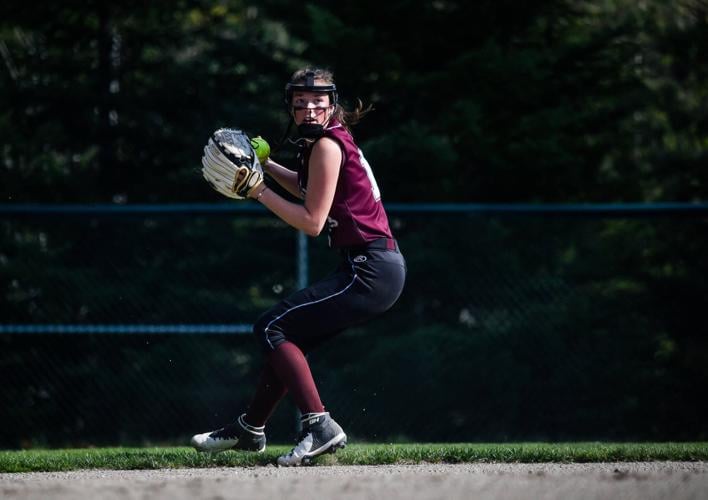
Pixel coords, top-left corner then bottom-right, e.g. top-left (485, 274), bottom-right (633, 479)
top-left (250, 184), bottom-right (268, 201)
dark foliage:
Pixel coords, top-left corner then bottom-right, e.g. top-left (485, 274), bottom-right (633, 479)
top-left (1, 1), bottom-right (707, 446)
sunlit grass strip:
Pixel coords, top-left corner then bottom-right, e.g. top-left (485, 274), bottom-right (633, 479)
top-left (1, 443), bottom-right (707, 473)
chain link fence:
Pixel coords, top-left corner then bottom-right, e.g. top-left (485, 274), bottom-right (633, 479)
top-left (2, 204), bottom-right (707, 448)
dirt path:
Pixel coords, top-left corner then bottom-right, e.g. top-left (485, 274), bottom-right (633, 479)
top-left (2, 462), bottom-right (706, 500)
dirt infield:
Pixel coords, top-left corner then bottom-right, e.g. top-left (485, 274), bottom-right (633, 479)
top-left (2, 462), bottom-right (706, 499)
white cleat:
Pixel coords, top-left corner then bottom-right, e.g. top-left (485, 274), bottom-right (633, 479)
top-left (191, 414), bottom-right (266, 453)
top-left (277, 412), bottom-right (347, 466)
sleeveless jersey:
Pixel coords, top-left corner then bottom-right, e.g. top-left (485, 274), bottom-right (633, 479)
top-left (297, 120), bottom-right (393, 248)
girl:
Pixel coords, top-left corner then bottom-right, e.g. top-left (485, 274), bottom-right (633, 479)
top-left (191, 67), bottom-right (406, 466)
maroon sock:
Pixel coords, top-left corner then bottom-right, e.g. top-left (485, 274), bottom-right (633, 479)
top-left (268, 341), bottom-right (325, 414)
top-left (244, 362), bottom-right (288, 427)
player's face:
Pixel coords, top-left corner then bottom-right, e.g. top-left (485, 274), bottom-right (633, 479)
top-left (291, 89), bottom-right (332, 126)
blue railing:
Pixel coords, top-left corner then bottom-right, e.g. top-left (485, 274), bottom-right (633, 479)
top-left (2, 202), bottom-right (706, 335)
top-left (1, 201), bottom-right (707, 216)
top-left (0, 324), bottom-right (252, 334)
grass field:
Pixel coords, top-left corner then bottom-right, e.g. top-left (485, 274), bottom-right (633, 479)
top-left (1, 442), bottom-right (707, 473)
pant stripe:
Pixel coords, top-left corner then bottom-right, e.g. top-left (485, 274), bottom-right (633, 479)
top-left (263, 269), bottom-right (358, 350)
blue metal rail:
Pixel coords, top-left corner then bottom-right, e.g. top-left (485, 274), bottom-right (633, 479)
top-left (0, 324), bottom-right (252, 334)
top-left (2, 201), bottom-right (706, 334)
top-left (1, 202), bottom-right (707, 216)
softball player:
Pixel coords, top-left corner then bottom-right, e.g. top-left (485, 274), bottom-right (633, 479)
top-left (192, 67), bottom-right (406, 466)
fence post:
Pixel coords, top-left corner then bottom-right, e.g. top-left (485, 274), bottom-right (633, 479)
top-left (294, 230), bottom-right (309, 436)
top-left (296, 230), bottom-right (308, 289)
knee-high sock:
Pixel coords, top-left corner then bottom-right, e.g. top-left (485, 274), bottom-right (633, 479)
top-left (268, 341), bottom-right (325, 415)
top-left (244, 362), bottom-right (288, 427)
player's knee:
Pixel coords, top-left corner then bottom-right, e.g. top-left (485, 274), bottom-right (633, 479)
top-left (252, 315), bottom-right (282, 352)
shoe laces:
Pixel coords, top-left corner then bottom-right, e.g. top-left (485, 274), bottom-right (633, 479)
top-left (283, 412), bottom-right (327, 458)
top-left (284, 430), bottom-right (313, 459)
top-left (210, 422), bottom-right (241, 440)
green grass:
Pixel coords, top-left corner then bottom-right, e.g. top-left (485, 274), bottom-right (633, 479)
top-left (1, 443), bottom-right (707, 473)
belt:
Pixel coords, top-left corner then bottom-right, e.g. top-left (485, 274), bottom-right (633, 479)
top-left (341, 237), bottom-right (398, 254)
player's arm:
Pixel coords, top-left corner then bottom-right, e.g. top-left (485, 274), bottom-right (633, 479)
top-left (263, 159), bottom-right (302, 199)
top-left (252, 138), bottom-right (341, 236)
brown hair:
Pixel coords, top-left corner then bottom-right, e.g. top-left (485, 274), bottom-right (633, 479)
top-left (288, 67), bottom-right (372, 132)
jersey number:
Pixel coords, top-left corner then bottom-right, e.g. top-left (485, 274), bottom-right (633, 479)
top-left (358, 149), bottom-right (381, 201)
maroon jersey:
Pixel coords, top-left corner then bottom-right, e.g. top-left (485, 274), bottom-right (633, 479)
top-left (297, 120), bottom-right (393, 247)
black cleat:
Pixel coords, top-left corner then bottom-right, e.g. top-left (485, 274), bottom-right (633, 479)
top-left (277, 412), bottom-right (347, 466)
top-left (191, 414), bottom-right (266, 453)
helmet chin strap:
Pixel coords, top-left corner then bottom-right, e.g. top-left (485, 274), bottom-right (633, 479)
top-left (296, 123), bottom-right (326, 139)
top-left (291, 105), bottom-right (335, 140)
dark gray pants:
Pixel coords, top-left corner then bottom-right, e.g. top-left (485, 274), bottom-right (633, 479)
top-left (253, 239), bottom-right (406, 352)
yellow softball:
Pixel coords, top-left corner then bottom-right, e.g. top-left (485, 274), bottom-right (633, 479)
top-left (250, 136), bottom-right (271, 164)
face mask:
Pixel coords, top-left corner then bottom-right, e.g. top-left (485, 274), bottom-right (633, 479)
top-left (297, 122), bottom-right (326, 139)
